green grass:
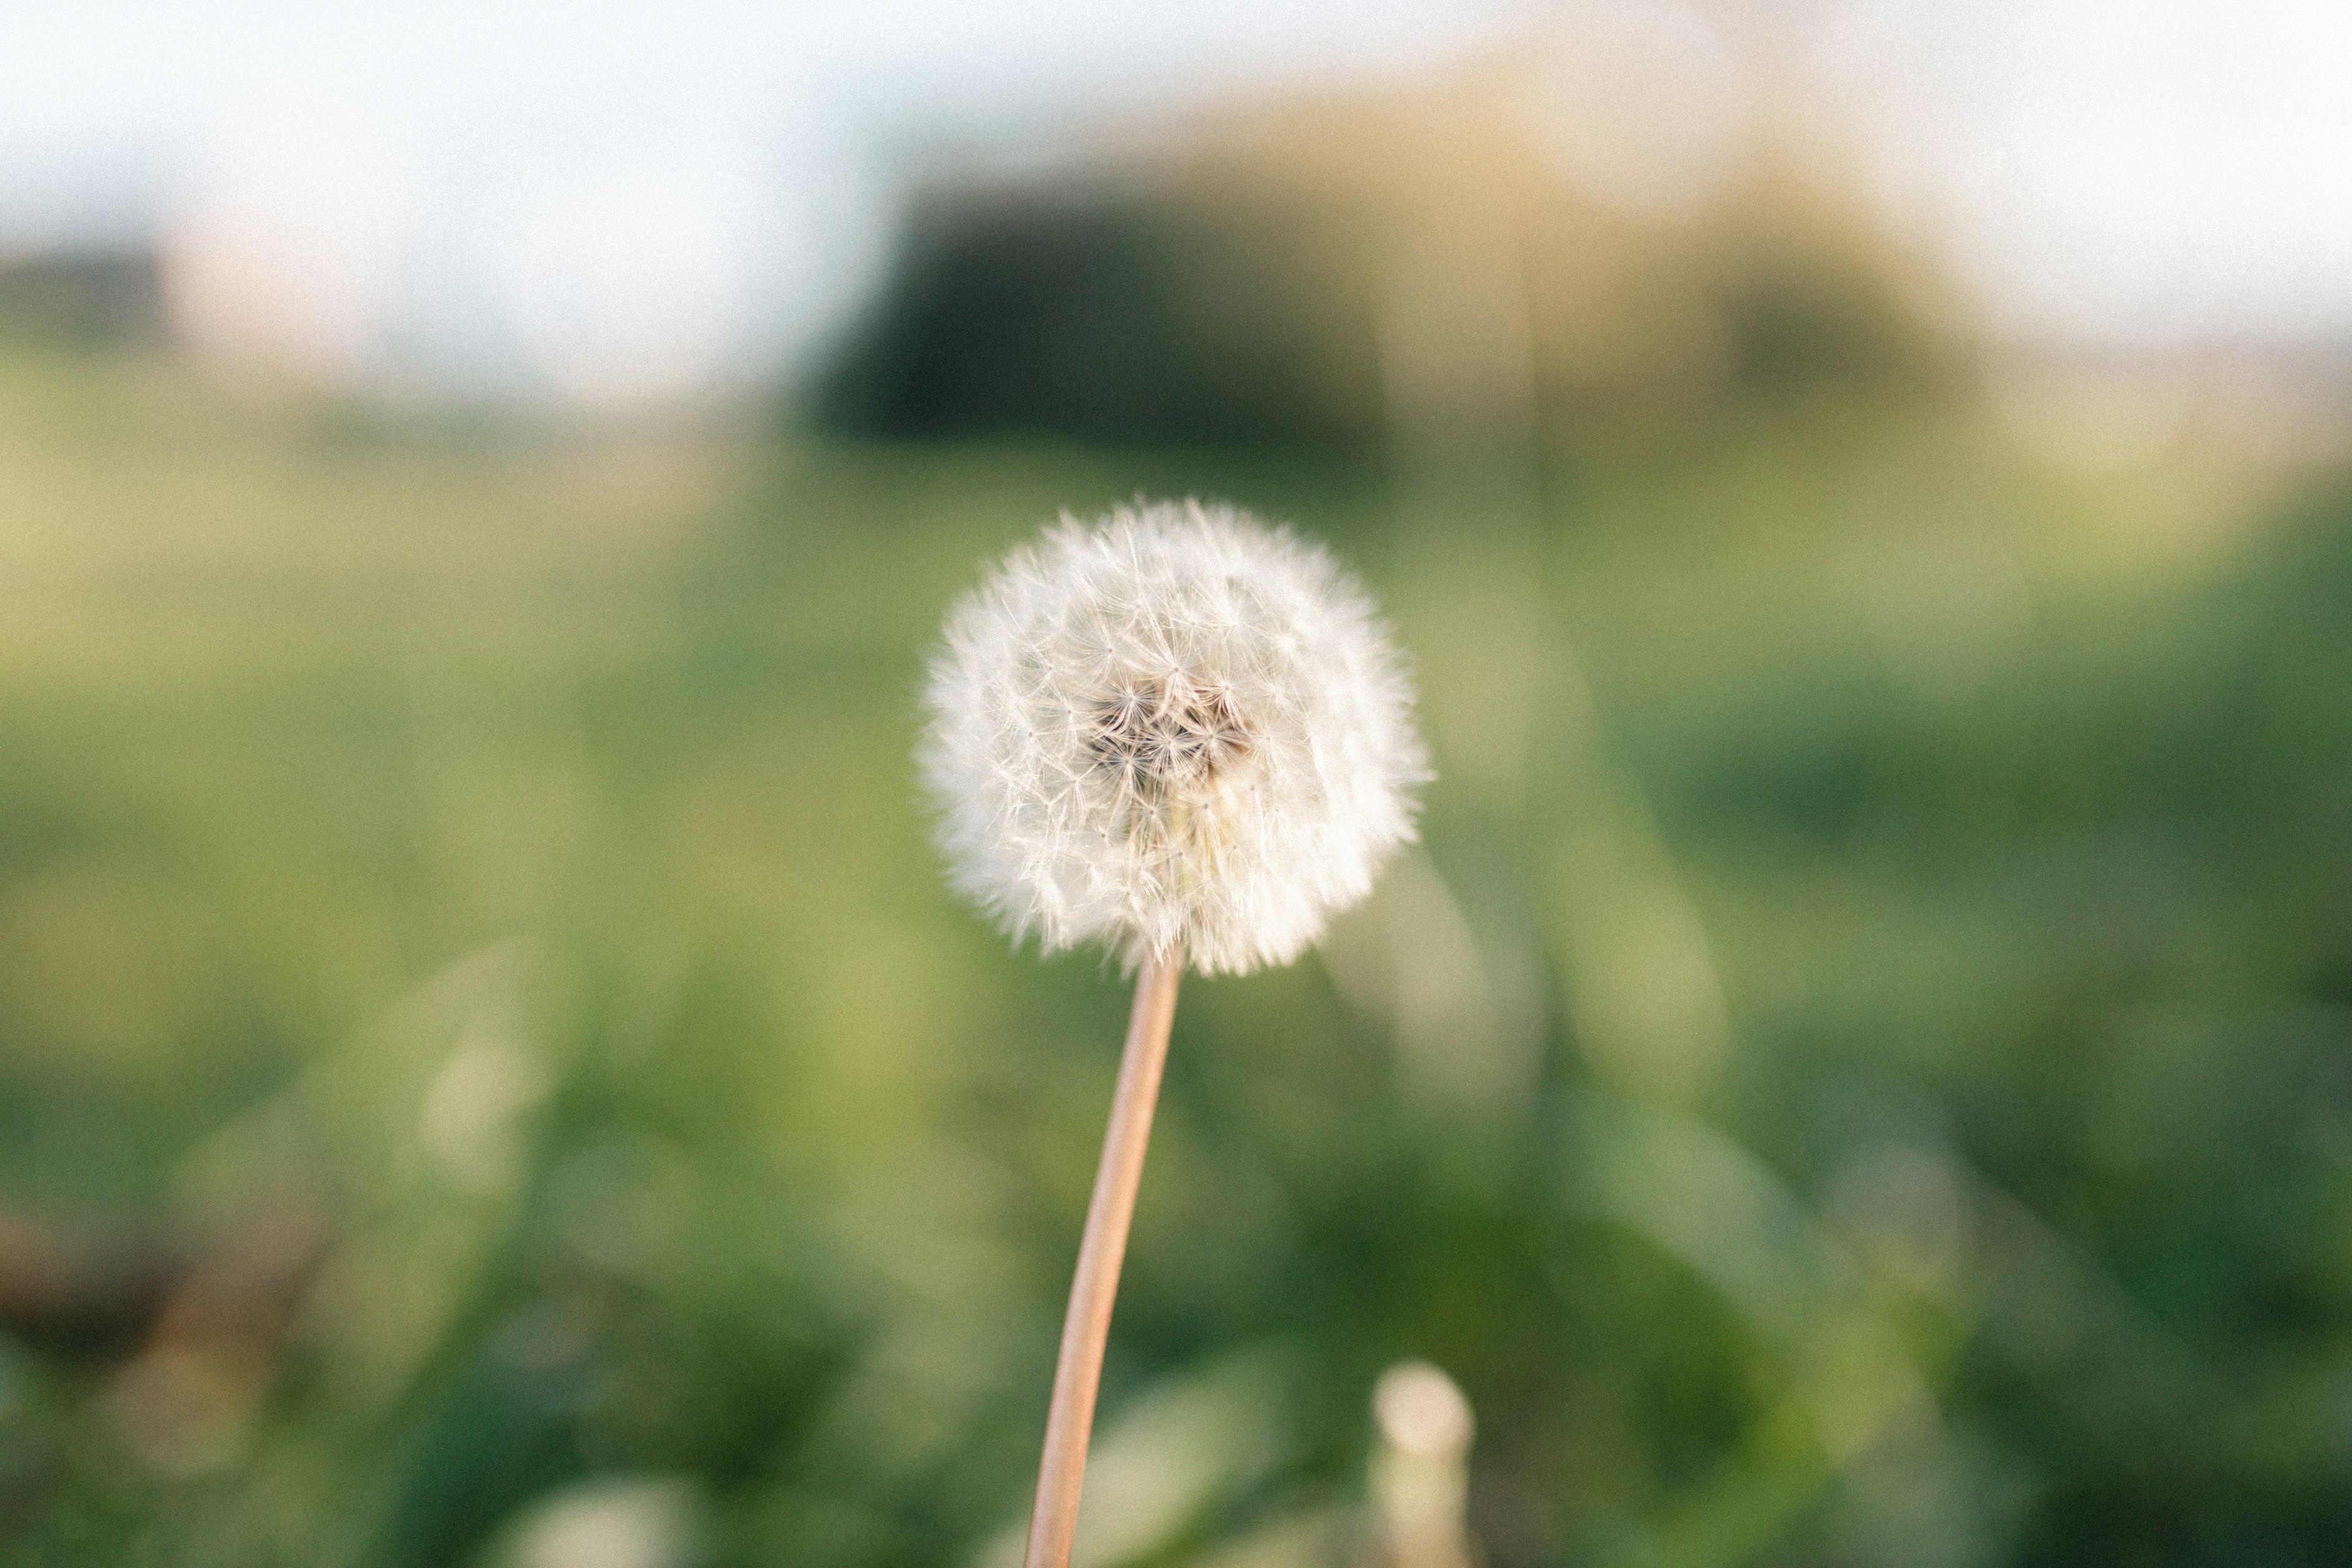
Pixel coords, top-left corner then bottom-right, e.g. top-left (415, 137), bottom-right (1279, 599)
top-left (1, 342), bottom-right (2348, 1567)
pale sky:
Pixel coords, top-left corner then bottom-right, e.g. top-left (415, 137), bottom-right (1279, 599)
top-left (0, 1), bottom-right (2344, 400)
top-left (1841, 0), bottom-right (2352, 344)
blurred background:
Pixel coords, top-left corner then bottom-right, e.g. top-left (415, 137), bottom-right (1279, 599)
top-left (2, 2), bottom-right (2350, 1565)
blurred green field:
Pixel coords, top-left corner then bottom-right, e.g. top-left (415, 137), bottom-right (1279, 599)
top-left (2, 340), bottom-right (2349, 1568)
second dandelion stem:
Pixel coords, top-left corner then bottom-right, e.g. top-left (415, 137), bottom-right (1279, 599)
top-left (1022, 952), bottom-right (1183, 1568)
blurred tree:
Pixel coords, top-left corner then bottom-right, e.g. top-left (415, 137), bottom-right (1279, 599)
top-left (0, 251), bottom-right (167, 347)
top-left (816, 56), bottom-right (1965, 454)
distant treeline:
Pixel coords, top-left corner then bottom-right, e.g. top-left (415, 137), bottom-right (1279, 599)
top-left (816, 61), bottom-right (1966, 451)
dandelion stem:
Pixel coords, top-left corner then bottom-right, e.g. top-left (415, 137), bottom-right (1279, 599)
top-left (1022, 952), bottom-right (1183, 1568)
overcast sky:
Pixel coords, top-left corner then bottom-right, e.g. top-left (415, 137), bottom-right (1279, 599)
top-left (1, 1), bottom-right (2344, 399)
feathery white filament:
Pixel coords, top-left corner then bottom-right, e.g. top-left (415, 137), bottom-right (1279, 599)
top-left (922, 499), bottom-right (1427, 975)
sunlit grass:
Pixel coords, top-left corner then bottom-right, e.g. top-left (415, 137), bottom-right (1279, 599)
top-left (1, 341), bottom-right (2346, 1567)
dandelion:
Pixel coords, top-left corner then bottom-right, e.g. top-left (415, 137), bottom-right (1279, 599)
top-left (921, 499), bottom-right (1426, 1568)
top-left (924, 499), bottom-right (1425, 976)
top-left (1371, 1362), bottom-right (1477, 1568)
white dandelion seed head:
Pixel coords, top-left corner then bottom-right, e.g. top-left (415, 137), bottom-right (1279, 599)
top-left (921, 499), bottom-right (1428, 976)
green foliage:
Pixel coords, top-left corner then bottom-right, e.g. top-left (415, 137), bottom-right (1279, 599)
top-left (0, 347), bottom-right (2347, 1567)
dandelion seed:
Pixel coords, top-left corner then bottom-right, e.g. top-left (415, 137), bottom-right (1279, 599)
top-left (922, 497), bottom-right (1427, 976)
top-left (920, 499), bottom-right (1427, 1568)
